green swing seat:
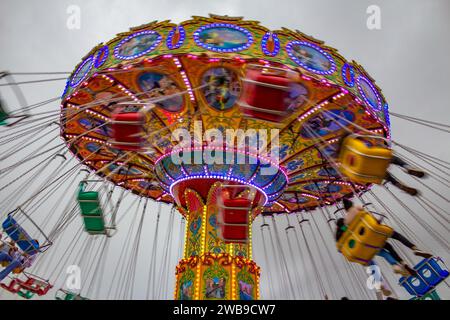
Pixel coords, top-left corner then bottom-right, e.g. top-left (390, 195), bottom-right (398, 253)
top-left (55, 290), bottom-right (89, 300)
top-left (411, 290), bottom-right (441, 300)
top-left (17, 290), bottom-right (35, 299)
top-left (77, 183), bottom-right (106, 235)
top-left (0, 102), bottom-right (9, 126)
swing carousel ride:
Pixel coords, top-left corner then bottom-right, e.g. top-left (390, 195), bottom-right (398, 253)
top-left (0, 14), bottom-right (449, 300)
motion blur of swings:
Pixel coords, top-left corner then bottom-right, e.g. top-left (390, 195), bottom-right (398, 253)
top-left (336, 133), bottom-right (426, 196)
top-left (0, 209), bottom-right (51, 282)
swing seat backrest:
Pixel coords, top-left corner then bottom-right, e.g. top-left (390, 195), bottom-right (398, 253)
top-left (0, 279), bottom-right (21, 293)
top-left (218, 225), bottom-right (248, 244)
top-left (17, 277), bottom-right (52, 295)
top-left (111, 112), bottom-right (145, 151)
top-left (338, 136), bottom-right (392, 184)
top-left (217, 191), bottom-right (251, 244)
top-left (336, 210), bottom-right (394, 265)
top-left (57, 291), bottom-right (88, 300)
top-left (220, 198), bottom-right (251, 224)
top-left (399, 257), bottom-right (449, 296)
top-left (77, 190), bottom-right (106, 235)
top-left (239, 68), bottom-right (291, 124)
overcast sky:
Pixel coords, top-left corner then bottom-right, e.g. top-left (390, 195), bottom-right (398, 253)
top-left (0, 0), bottom-right (449, 300)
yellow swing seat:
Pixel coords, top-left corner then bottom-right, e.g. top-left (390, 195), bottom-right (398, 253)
top-left (338, 135), bottom-right (393, 184)
top-left (336, 210), bottom-right (394, 265)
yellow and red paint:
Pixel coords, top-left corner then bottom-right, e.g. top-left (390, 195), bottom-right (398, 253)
top-left (61, 14), bottom-right (390, 214)
top-left (175, 254), bottom-right (260, 300)
top-left (174, 182), bottom-right (260, 300)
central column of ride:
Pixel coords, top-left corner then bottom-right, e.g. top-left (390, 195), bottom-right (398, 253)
top-left (174, 179), bottom-right (261, 300)
top-left (154, 147), bottom-right (288, 300)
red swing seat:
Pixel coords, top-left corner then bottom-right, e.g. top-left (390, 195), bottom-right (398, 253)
top-left (111, 112), bottom-right (145, 151)
top-left (217, 188), bottom-right (252, 244)
top-left (1, 274), bottom-right (52, 296)
top-left (239, 66), bottom-right (292, 123)
top-left (16, 275), bottom-right (53, 296)
top-left (0, 278), bottom-right (21, 294)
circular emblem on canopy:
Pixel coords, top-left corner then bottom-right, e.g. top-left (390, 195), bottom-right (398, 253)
top-left (70, 56), bottom-right (94, 87)
top-left (201, 67), bottom-right (241, 111)
top-left (137, 72), bottom-right (184, 112)
top-left (193, 23), bottom-right (253, 53)
top-left (357, 75), bottom-right (382, 111)
top-left (114, 30), bottom-right (162, 60)
top-left (286, 41), bottom-right (336, 75)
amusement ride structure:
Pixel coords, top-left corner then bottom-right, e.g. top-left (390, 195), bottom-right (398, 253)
top-left (0, 14), bottom-right (448, 300)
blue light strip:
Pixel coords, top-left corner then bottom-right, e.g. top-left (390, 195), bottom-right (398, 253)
top-left (261, 32), bottom-right (280, 57)
top-left (166, 25), bottom-right (186, 50)
top-left (169, 175), bottom-right (269, 206)
top-left (341, 63), bottom-right (355, 87)
top-left (384, 103), bottom-right (391, 129)
top-left (70, 55), bottom-right (94, 87)
top-left (356, 75), bottom-right (382, 111)
top-left (94, 45), bottom-right (109, 68)
top-left (154, 147), bottom-right (288, 204)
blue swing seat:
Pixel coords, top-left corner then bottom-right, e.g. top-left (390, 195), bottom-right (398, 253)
top-left (399, 257), bottom-right (449, 297)
top-left (2, 215), bottom-right (39, 255)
